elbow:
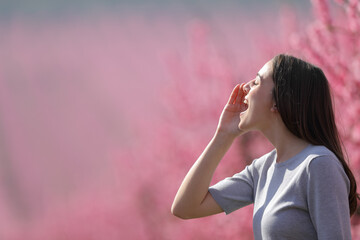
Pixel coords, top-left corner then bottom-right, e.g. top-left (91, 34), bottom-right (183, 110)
top-left (171, 203), bottom-right (193, 219)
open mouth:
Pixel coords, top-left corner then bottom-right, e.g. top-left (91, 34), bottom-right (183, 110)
top-left (241, 99), bottom-right (249, 114)
top-left (243, 99), bottom-right (248, 105)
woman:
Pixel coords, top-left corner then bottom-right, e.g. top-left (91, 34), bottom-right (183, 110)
top-left (171, 54), bottom-right (358, 239)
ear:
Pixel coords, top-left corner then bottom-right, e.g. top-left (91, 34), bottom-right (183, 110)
top-left (271, 104), bottom-right (278, 113)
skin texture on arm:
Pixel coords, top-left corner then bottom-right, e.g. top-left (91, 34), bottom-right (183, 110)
top-left (171, 84), bottom-right (247, 219)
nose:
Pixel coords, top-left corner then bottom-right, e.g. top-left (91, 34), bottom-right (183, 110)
top-left (243, 81), bottom-right (251, 94)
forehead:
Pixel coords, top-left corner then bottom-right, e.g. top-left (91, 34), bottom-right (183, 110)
top-left (258, 60), bottom-right (273, 79)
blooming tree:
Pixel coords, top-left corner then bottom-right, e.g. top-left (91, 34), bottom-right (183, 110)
top-left (291, 0), bottom-right (360, 169)
top-left (287, 0), bottom-right (360, 235)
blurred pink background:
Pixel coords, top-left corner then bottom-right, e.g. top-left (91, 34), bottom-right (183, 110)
top-left (1, 0), bottom-right (359, 239)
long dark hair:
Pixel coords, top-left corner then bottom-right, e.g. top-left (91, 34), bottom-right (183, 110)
top-left (272, 54), bottom-right (359, 216)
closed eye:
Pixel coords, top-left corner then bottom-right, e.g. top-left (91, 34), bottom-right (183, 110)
top-left (255, 73), bottom-right (263, 85)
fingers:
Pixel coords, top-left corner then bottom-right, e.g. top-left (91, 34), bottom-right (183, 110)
top-left (227, 83), bottom-right (247, 105)
top-left (227, 84), bottom-right (240, 104)
top-left (235, 83), bottom-right (246, 105)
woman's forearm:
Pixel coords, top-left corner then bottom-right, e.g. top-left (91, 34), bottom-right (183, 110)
top-left (171, 131), bottom-right (235, 218)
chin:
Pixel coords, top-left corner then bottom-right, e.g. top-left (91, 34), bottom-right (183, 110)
top-left (238, 123), bottom-right (247, 131)
top-left (239, 118), bottom-right (254, 132)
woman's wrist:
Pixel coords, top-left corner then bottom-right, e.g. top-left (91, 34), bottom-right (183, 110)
top-left (214, 129), bottom-right (238, 142)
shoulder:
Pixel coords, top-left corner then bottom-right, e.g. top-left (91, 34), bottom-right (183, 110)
top-left (304, 145), bottom-right (350, 190)
top-left (303, 145), bottom-right (342, 171)
top-left (303, 145), bottom-right (337, 159)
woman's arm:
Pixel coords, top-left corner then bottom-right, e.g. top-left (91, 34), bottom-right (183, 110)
top-left (171, 132), bottom-right (235, 219)
top-left (171, 84), bottom-right (247, 219)
top-left (307, 156), bottom-right (351, 239)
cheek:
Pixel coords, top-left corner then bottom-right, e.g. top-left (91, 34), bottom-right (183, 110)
top-left (256, 91), bottom-right (272, 108)
top-left (265, 95), bottom-right (275, 109)
top-left (246, 88), bottom-right (256, 99)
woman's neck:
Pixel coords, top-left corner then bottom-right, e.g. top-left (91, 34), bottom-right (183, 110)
top-left (262, 118), bottom-right (309, 163)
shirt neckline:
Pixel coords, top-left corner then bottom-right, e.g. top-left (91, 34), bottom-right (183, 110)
top-left (274, 144), bottom-right (312, 168)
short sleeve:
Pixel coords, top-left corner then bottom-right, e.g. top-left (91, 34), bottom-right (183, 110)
top-left (307, 155), bottom-right (351, 240)
top-left (209, 164), bottom-right (254, 214)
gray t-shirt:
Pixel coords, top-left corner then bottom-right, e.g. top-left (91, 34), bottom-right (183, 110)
top-left (209, 144), bottom-right (351, 239)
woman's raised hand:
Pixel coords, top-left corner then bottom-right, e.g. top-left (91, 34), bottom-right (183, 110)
top-left (216, 83), bottom-right (247, 138)
top-left (172, 83), bottom-right (248, 220)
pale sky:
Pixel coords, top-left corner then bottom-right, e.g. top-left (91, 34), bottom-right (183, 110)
top-left (0, 0), bottom-right (311, 20)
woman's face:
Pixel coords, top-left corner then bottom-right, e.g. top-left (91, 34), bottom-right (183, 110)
top-left (238, 60), bottom-right (276, 132)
